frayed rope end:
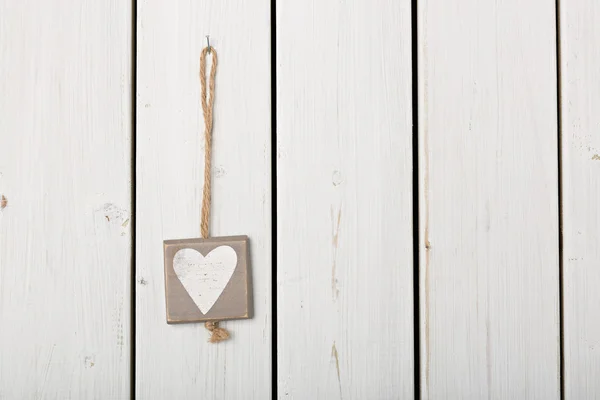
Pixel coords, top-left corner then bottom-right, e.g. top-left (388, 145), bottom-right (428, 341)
top-left (205, 321), bottom-right (230, 343)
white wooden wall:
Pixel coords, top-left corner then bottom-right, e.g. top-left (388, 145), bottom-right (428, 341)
top-left (560, 0), bottom-right (600, 397)
top-left (3, 0), bottom-right (600, 399)
top-left (417, 0), bottom-right (561, 398)
top-left (0, 0), bottom-right (132, 398)
top-left (135, 0), bottom-right (272, 399)
top-left (276, 0), bottom-right (415, 398)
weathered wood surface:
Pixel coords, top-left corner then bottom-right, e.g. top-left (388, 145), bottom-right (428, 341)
top-left (0, 0), bottom-right (132, 397)
top-left (136, 0), bottom-right (272, 398)
top-left (418, 0), bottom-right (560, 398)
top-left (5, 1), bottom-right (600, 398)
top-left (276, 0), bottom-right (415, 398)
top-left (560, 1), bottom-right (600, 398)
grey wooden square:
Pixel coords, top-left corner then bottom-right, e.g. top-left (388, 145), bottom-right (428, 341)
top-left (163, 235), bottom-right (252, 324)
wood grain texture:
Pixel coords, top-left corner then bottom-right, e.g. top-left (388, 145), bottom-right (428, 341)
top-left (276, 1), bottom-right (414, 398)
top-left (418, 0), bottom-right (560, 398)
top-left (0, 0), bottom-right (132, 398)
top-left (560, 1), bottom-right (600, 397)
top-left (136, 0), bottom-right (272, 398)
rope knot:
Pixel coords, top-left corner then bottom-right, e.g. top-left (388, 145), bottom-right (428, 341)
top-left (205, 321), bottom-right (230, 343)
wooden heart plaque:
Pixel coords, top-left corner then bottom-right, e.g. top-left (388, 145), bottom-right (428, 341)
top-left (163, 235), bottom-right (252, 324)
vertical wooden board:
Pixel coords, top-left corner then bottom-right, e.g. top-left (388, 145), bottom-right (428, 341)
top-left (277, 1), bottom-right (414, 398)
top-left (418, 0), bottom-right (560, 398)
top-left (560, 1), bottom-right (600, 397)
top-left (136, 1), bottom-right (271, 398)
top-left (0, 0), bottom-right (132, 398)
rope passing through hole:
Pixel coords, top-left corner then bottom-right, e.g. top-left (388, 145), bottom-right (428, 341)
top-left (199, 43), bottom-right (230, 343)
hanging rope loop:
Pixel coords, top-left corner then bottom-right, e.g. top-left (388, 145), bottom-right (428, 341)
top-left (199, 44), bottom-right (229, 343)
top-left (199, 45), bottom-right (218, 239)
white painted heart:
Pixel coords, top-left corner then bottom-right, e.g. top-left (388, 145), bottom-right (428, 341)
top-left (173, 246), bottom-right (237, 314)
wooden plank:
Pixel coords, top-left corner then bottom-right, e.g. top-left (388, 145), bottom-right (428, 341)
top-left (560, 1), bottom-right (600, 397)
top-left (0, 0), bottom-right (132, 398)
top-left (135, 1), bottom-right (272, 398)
top-left (418, 1), bottom-right (560, 398)
top-left (276, 1), bottom-right (414, 398)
